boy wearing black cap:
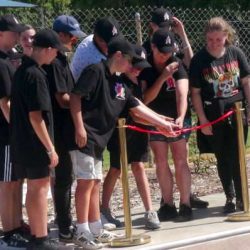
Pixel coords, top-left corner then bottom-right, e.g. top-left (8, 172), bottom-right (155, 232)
top-left (71, 16), bottom-right (120, 81)
top-left (70, 36), bottom-right (179, 249)
top-left (43, 15), bottom-right (85, 243)
top-left (0, 14), bottom-right (28, 249)
top-left (10, 29), bottom-right (65, 250)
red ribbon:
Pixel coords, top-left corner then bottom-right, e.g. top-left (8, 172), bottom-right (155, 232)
top-left (125, 110), bottom-right (234, 135)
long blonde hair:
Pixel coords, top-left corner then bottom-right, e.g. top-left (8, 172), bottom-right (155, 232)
top-left (204, 17), bottom-right (236, 46)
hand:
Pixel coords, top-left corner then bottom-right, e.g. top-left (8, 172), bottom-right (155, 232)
top-left (200, 119), bottom-right (213, 135)
top-left (171, 16), bottom-right (186, 38)
top-left (48, 150), bottom-right (59, 168)
top-left (156, 121), bottom-right (181, 138)
top-left (161, 62), bottom-right (179, 79)
top-left (159, 115), bottom-right (174, 122)
top-left (75, 126), bottom-right (87, 148)
top-left (175, 116), bottom-right (184, 129)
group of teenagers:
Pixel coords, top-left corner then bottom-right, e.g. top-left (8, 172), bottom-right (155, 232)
top-left (0, 6), bottom-right (250, 250)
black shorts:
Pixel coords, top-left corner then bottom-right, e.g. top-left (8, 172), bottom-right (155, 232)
top-left (109, 132), bottom-right (148, 169)
top-left (0, 144), bottom-right (17, 182)
top-left (14, 163), bottom-right (50, 180)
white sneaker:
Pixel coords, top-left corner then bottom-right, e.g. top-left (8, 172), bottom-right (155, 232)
top-left (73, 230), bottom-right (103, 249)
top-left (94, 230), bottom-right (124, 243)
top-left (101, 213), bottom-right (116, 231)
top-left (144, 211), bottom-right (161, 230)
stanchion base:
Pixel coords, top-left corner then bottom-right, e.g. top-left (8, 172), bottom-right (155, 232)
top-left (227, 211), bottom-right (250, 221)
top-left (110, 234), bottom-right (151, 247)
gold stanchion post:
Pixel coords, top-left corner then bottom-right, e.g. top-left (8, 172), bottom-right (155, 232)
top-left (110, 118), bottom-right (151, 247)
top-left (227, 102), bottom-right (250, 221)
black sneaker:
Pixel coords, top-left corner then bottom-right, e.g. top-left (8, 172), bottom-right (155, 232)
top-left (236, 199), bottom-right (244, 211)
top-left (0, 233), bottom-right (28, 249)
top-left (157, 203), bottom-right (178, 221)
top-left (176, 204), bottom-right (193, 222)
top-left (190, 193), bottom-right (209, 208)
top-left (59, 230), bottom-right (73, 243)
top-left (27, 238), bottom-right (62, 250)
top-left (223, 198), bottom-right (236, 214)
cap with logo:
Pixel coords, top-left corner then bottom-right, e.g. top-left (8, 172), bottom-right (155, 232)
top-left (94, 17), bottom-right (120, 43)
top-left (33, 29), bottom-right (65, 51)
top-left (0, 14), bottom-right (26, 32)
top-left (151, 28), bottom-right (175, 53)
top-left (132, 44), bottom-right (151, 69)
top-left (151, 8), bottom-right (173, 28)
top-left (53, 15), bottom-right (86, 38)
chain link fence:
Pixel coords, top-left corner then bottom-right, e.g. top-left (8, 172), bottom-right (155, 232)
top-left (4, 5), bottom-right (250, 60)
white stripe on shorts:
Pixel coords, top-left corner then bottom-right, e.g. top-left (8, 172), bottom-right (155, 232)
top-left (4, 145), bottom-right (12, 182)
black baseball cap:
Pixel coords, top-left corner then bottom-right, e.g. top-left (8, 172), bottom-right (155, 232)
top-left (151, 28), bottom-right (175, 53)
top-left (33, 29), bottom-right (65, 51)
top-left (0, 14), bottom-right (26, 32)
top-left (53, 15), bottom-right (86, 38)
top-left (108, 36), bottom-right (141, 61)
top-left (94, 17), bottom-right (120, 43)
top-left (151, 8), bottom-right (173, 28)
top-left (132, 44), bottom-right (151, 69)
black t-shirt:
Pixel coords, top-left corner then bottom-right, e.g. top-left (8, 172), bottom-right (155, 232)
top-left (140, 54), bottom-right (189, 118)
top-left (43, 52), bottom-right (75, 150)
top-left (189, 46), bottom-right (250, 102)
top-left (10, 57), bottom-right (54, 167)
top-left (0, 50), bottom-right (16, 145)
top-left (72, 60), bottom-right (139, 159)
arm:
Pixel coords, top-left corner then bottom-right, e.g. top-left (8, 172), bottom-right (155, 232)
top-left (29, 111), bottom-right (58, 168)
top-left (55, 93), bottom-right (70, 109)
top-left (191, 87), bottom-right (213, 135)
top-left (130, 102), bottom-right (179, 137)
top-left (0, 97), bottom-right (10, 123)
top-left (241, 75), bottom-right (250, 124)
top-left (175, 79), bottom-right (189, 128)
top-left (172, 16), bottom-right (193, 68)
top-left (70, 93), bottom-right (87, 148)
top-left (143, 62), bottom-right (179, 105)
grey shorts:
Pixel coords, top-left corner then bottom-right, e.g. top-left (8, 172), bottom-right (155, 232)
top-left (69, 150), bottom-right (102, 180)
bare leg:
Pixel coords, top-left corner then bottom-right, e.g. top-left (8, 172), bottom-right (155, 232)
top-left (150, 141), bottom-right (173, 204)
top-left (170, 139), bottom-right (191, 206)
top-left (131, 162), bottom-right (152, 211)
top-left (101, 168), bottom-right (120, 209)
top-left (89, 180), bottom-right (101, 222)
top-left (26, 177), bottom-right (50, 237)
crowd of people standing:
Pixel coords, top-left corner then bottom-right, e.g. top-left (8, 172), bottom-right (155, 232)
top-left (0, 7), bottom-right (249, 250)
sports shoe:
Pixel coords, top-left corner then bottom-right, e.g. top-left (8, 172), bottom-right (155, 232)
top-left (100, 213), bottom-right (116, 230)
top-left (176, 204), bottom-right (193, 222)
top-left (94, 229), bottom-right (124, 243)
top-left (223, 198), bottom-right (236, 214)
top-left (27, 238), bottom-right (68, 250)
top-left (144, 211), bottom-right (161, 230)
top-left (236, 199), bottom-right (244, 211)
top-left (100, 207), bottom-right (122, 228)
top-left (190, 193), bottom-right (209, 208)
top-left (73, 231), bottom-right (102, 249)
top-left (0, 233), bottom-right (28, 249)
top-left (59, 231), bottom-right (73, 243)
top-left (157, 203), bottom-right (178, 222)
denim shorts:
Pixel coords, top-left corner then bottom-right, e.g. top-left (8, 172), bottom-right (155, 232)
top-left (149, 117), bottom-right (192, 143)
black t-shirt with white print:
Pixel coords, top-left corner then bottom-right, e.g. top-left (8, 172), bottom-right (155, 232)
top-left (0, 50), bottom-right (16, 145)
top-left (72, 60), bottom-right (139, 159)
top-left (189, 46), bottom-right (250, 102)
top-left (43, 52), bottom-right (75, 150)
top-left (140, 54), bottom-right (189, 118)
top-left (10, 57), bottom-right (53, 167)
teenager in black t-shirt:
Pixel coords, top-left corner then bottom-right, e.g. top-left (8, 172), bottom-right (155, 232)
top-left (140, 29), bottom-right (193, 222)
top-left (0, 14), bottom-right (29, 249)
top-left (190, 17), bottom-right (250, 214)
top-left (43, 15), bottom-right (86, 242)
top-left (70, 36), bottom-right (179, 249)
top-left (10, 29), bottom-right (65, 250)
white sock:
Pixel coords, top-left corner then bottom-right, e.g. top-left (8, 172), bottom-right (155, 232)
top-left (89, 220), bottom-right (103, 235)
top-left (76, 222), bottom-right (90, 235)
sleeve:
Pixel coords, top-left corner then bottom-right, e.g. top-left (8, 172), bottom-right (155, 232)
top-left (189, 55), bottom-right (202, 88)
top-left (235, 47), bottom-right (250, 79)
top-left (51, 62), bottom-right (68, 93)
top-left (0, 63), bottom-right (12, 99)
top-left (26, 73), bottom-right (51, 112)
top-left (71, 66), bottom-right (99, 99)
top-left (173, 58), bottom-right (188, 81)
top-left (125, 86), bottom-right (140, 109)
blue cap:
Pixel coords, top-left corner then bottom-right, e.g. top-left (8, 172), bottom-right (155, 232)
top-left (53, 15), bottom-right (86, 38)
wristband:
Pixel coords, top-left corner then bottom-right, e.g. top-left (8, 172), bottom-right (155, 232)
top-left (47, 148), bottom-right (55, 155)
top-left (182, 44), bottom-right (191, 50)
